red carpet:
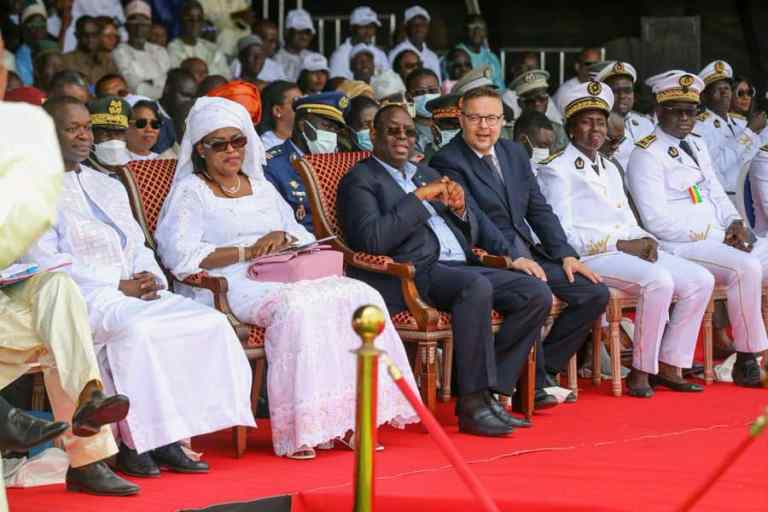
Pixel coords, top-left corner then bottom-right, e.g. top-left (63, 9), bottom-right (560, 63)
top-left (7, 381), bottom-right (768, 512)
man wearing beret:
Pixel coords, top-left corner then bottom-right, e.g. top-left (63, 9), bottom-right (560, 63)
top-left (264, 91), bottom-right (353, 233)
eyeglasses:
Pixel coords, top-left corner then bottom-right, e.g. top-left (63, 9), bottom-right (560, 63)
top-left (522, 93), bottom-right (548, 104)
top-left (662, 106), bottom-right (698, 118)
top-left (461, 112), bottom-right (503, 126)
top-left (737, 89), bottom-right (755, 98)
top-left (132, 118), bottom-right (161, 130)
top-left (410, 87), bottom-right (440, 96)
top-left (202, 135), bottom-right (248, 152)
top-left (385, 126), bottom-right (418, 138)
top-left (607, 135), bottom-right (626, 146)
top-left (611, 86), bottom-right (634, 95)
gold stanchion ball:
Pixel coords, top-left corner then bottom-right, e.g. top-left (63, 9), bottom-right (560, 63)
top-left (352, 305), bottom-right (385, 342)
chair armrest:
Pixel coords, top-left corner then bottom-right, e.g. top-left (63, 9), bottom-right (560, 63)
top-left (348, 252), bottom-right (415, 279)
top-left (181, 272), bottom-right (247, 339)
top-left (473, 248), bottom-right (513, 270)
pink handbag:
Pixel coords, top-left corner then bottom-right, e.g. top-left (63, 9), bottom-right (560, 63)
top-left (246, 246), bottom-right (343, 283)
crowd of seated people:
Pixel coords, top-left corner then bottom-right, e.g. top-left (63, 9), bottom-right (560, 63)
top-left (2, 0), bottom-right (768, 501)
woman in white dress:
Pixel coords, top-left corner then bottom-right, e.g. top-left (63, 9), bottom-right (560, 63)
top-left (155, 97), bottom-right (419, 459)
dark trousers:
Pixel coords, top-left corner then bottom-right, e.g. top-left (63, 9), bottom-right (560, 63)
top-left (535, 258), bottom-right (610, 388)
top-left (427, 262), bottom-right (552, 396)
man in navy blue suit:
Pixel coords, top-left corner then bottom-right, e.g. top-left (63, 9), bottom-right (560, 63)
top-left (431, 86), bottom-right (609, 404)
top-left (338, 104), bottom-right (552, 437)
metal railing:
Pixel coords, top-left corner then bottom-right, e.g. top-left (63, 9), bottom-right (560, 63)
top-left (499, 47), bottom-right (606, 86)
top-left (315, 14), bottom-right (397, 56)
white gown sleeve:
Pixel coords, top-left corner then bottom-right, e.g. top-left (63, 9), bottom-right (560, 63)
top-left (627, 150), bottom-right (694, 242)
top-left (24, 226), bottom-right (123, 290)
top-left (155, 180), bottom-right (219, 280)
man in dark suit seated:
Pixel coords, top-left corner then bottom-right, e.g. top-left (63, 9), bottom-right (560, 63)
top-left (338, 104), bottom-right (553, 437)
top-left (431, 86), bottom-right (610, 401)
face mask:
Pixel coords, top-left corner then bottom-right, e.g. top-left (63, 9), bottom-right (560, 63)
top-left (531, 147), bottom-right (550, 163)
top-left (413, 93), bottom-right (440, 118)
top-left (436, 128), bottom-right (460, 148)
top-left (303, 120), bottom-right (338, 154)
top-left (94, 139), bottom-right (131, 166)
top-left (355, 129), bottom-right (373, 151)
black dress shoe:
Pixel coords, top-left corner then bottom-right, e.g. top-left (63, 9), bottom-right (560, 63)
top-left (649, 374), bottom-right (704, 392)
top-left (627, 385), bottom-right (654, 398)
top-left (457, 392), bottom-right (514, 437)
top-left (732, 356), bottom-right (763, 388)
top-left (66, 461), bottom-right (140, 496)
top-left (152, 442), bottom-right (209, 473)
top-left (0, 408), bottom-right (69, 452)
top-left (484, 393), bottom-right (531, 428)
top-left (72, 391), bottom-right (130, 437)
top-left (116, 444), bottom-right (160, 478)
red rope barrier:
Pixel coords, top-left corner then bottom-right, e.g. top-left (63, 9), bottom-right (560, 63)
top-left (384, 357), bottom-right (500, 512)
top-left (677, 407), bottom-right (767, 512)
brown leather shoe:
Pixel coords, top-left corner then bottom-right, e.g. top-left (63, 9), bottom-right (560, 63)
top-left (66, 461), bottom-right (140, 496)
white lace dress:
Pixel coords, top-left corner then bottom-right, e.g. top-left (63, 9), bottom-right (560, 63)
top-left (156, 174), bottom-right (419, 456)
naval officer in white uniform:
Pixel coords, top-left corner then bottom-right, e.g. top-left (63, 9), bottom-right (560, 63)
top-left (627, 70), bottom-right (768, 388)
top-left (537, 80), bottom-right (713, 397)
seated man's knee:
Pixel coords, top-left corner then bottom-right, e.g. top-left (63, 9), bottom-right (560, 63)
top-left (529, 280), bottom-right (554, 313)
top-left (459, 274), bottom-right (494, 309)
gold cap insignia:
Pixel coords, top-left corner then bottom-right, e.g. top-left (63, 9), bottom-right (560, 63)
top-left (714, 61), bottom-right (725, 73)
top-left (483, 67), bottom-right (492, 78)
top-left (714, 119), bottom-right (721, 128)
top-left (523, 72), bottom-right (535, 83)
top-left (613, 62), bottom-right (624, 73)
top-left (668, 146), bottom-right (679, 158)
top-left (338, 95), bottom-right (349, 109)
top-left (289, 180), bottom-right (299, 189)
top-left (575, 157), bottom-right (585, 169)
top-left (108, 99), bottom-right (122, 115)
top-left (587, 81), bottom-right (602, 96)
top-left (679, 75), bottom-right (694, 87)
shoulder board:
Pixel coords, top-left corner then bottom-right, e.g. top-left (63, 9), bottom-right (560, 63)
top-left (696, 111), bottom-right (710, 121)
top-left (265, 147), bottom-right (283, 160)
top-left (730, 112), bottom-right (746, 121)
top-left (539, 149), bottom-right (564, 165)
top-left (761, 144), bottom-right (768, 153)
top-left (635, 134), bottom-right (657, 149)
top-left (690, 132), bottom-right (701, 138)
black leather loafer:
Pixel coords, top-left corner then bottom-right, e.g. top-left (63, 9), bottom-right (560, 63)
top-left (732, 357), bottom-right (763, 388)
top-left (627, 386), bottom-right (654, 398)
top-left (649, 375), bottom-right (704, 392)
top-left (0, 408), bottom-right (69, 452)
top-left (72, 391), bottom-right (130, 437)
top-left (485, 393), bottom-right (531, 428)
top-left (152, 442), bottom-right (209, 473)
top-left (66, 461), bottom-right (140, 496)
top-left (116, 444), bottom-right (160, 478)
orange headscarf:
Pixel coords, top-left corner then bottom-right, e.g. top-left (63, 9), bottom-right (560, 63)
top-left (206, 80), bottom-right (262, 125)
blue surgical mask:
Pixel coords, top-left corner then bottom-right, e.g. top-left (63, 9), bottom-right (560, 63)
top-left (355, 129), bottom-right (373, 151)
top-left (414, 93), bottom-right (440, 118)
top-left (437, 128), bottom-right (460, 148)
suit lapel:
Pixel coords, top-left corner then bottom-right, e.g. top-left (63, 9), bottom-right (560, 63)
top-left (458, 139), bottom-right (509, 207)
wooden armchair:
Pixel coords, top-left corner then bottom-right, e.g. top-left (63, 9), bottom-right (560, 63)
top-left (293, 152), bottom-right (538, 418)
top-left (117, 159), bottom-right (264, 458)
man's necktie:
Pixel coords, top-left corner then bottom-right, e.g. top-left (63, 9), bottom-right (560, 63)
top-left (679, 140), bottom-right (699, 166)
top-left (483, 154), bottom-right (505, 185)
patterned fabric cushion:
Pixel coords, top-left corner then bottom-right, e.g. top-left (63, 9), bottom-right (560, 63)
top-left (393, 309), bottom-right (504, 332)
top-left (301, 152), bottom-right (370, 241)
top-left (245, 325), bottom-right (265, 348)
top-left (125, 159), bottom-right (178, 234)
top-left (351, 252), bottom-right (395, 271)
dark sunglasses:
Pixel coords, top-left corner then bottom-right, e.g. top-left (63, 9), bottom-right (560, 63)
top-left (386, 126), bottom-right (418, 138)
top-left (662, 106), bottom-right (698, 118)
top-left (202, 135), bottom-right (248, 152)
top-left (607, 135), bottom-right (627, 145)
top-left (737, 89), bottom-right (755, 98)
top-left (133, 118), bottom-right (161, 129)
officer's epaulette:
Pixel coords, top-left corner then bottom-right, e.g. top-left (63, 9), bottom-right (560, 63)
top-left (265, 146), bottom-right (283, 160)
top-left (730, 112), bottom-right (746, 121)
top-left (538, 149), bottom-right (564, 165)
top-left (635, 134), bottom-right (656, 149)
top-left (690, 132), bottom-right (702, 137)
top-left (696, 111), bottom-right (711, 122)
top-left (761, 143), bottom-right (768, 153)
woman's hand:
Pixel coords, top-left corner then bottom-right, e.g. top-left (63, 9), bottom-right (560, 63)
top-left (247, 231), bottom-right (296, 258)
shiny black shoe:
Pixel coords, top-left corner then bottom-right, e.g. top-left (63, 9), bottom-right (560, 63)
top-left (72, 390), bottom-right (130, 437)
top-left (152, 442), bottom-right (209, 473)
top-left (649, 374), bottom-right (704, 392)
top-left (66, 461), bottom-right (140, 496)
top-left (116, 444), bottom-right (160, 478)
top-left (627, 385), bottom-right (654, 398)
top-left (457, 392), bottom-right (514, 437)
top-left (732, 356), bottom-right (763, 388)
top-left (0, 408), bottom-right (69, 452)
top-left (484, 393), bottom-right (531, 428)
top-left (534, 390), bottom-right (559, 410)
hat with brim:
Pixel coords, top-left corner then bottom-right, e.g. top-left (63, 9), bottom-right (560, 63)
top-left (293, 91), bottom-right (349, 125)
top-left (510, 69), bottom-right (550, 96)
top-left (88, 96), bottom-right (132, 130)
top-left (591, 61), bottom-right (637, 83)
top-left (426, 94), bottom-right (460, 119)
top-left (651, 71), bottom-right (704, 104)
top-left (561, 81), bottom-right (614, 119)
top-left (698, 60), bottom-right (733, 87)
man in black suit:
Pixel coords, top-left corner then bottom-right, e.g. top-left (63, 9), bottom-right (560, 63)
top-left (338, 104), bottom-right (553, 437)
top-left (431, 86), bottom-right (610, 399)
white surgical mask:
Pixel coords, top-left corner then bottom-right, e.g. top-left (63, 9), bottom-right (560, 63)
top-left (355, 129), bottom-right (373, 151)
top-left (437, 128), bottom-right (460, 148)
top-left (414, 93), bottom-right (440, 118)
top-left (94, 139), bottom-right (131, 166)
top-left (531, 147), bottom-right (550, 163)
top-left (303, 121), bottom-right (338, 154)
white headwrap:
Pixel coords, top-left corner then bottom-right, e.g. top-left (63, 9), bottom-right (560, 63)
top-left (174, 96), bottom-right (267, 187)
